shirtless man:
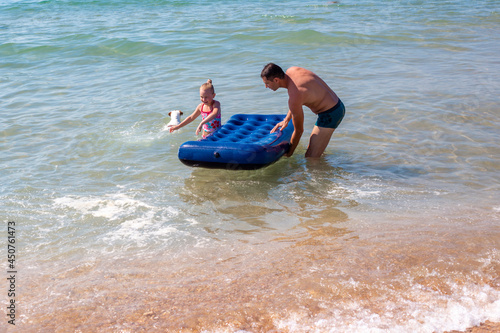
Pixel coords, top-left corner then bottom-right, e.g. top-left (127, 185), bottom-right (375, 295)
top-left (261, 63), bottom-right (345, 158)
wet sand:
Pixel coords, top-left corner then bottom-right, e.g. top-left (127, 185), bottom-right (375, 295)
top-left (448, 321), bottom-right (500, 333)
top-left (18, 219), bottom-right (499, 332)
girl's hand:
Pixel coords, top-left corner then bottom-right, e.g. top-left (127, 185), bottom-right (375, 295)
top-left (195, 124), bottom-right (203, 135)
top-left (169, 125), bottom-right (178, 133)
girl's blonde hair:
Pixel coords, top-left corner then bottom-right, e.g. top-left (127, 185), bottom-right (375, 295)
top-left (200, 79), bottom-right (215, 94)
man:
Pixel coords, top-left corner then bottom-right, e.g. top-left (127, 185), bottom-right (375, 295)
top-left (261, 63), bottom-right (345, 158)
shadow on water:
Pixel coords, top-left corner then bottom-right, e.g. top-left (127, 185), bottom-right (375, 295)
top-left (176, 155), bottom-right (352, 241)
top-left (178, 154), bottom-right (304, 198)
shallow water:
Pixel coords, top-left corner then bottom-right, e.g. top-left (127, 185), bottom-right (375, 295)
top-left (1, 0), bottom-right (499, 332)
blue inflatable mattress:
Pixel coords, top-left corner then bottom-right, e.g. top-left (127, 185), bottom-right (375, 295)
top-left (178, 114), bottom-right (294, 170)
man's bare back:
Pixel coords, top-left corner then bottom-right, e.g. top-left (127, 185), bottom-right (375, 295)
top-left (285, 66), bottom-right (339, 114)
top-left (261, 63), bottom-right (345, 158)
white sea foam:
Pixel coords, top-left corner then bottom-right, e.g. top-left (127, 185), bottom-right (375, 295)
top-left (4, 0), bottom-right (500, 331)
top-left (103, 215), bottom-right (179, 247)
top-left (54, 193), bottom-right (157, 220)
top-left (54, 193), bottom-right (185, 249)
top-left (273, 282), bottom-right (500, 333)
top-left (116, 119), bottom-right (172, 145)
top-left (328, 185), bottom-right (381, 201)
top-left (354, 189), bottom-right (381, 198)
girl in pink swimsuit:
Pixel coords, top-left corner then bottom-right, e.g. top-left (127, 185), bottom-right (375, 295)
top-left (168, 79), bottom-right (221, 138)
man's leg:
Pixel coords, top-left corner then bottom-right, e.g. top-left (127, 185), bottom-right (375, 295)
top-left (305, 126), bottom-right (335, 158)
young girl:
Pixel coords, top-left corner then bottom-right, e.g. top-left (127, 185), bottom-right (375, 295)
top-left (169, 79), bottom-right (221, 138)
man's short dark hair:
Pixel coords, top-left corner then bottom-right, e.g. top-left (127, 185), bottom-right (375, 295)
top-left (261, 63), bottom-right (285, 80)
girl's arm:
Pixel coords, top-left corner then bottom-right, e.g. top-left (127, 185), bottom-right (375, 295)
top-left (169, 105), bottom-right (201, 133)
top-left (196, 101), bottom-right (221, 135)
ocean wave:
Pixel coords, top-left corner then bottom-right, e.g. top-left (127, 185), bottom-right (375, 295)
top-left (51, 193), bottom-right (200, 252)
top-left (0, 37), bottom-right (174, 58)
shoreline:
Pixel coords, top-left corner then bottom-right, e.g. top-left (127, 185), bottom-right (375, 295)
top-left (18, 232), bottom-right (499, 332)
top-left (447, 321), bottom-right (500, 333)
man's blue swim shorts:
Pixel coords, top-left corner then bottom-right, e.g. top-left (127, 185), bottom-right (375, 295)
top-left (315, 99), bottom-right (345, 129)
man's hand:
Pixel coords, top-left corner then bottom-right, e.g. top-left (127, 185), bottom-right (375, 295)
top-left (285, 146), bottom-right (295, 157)
top-left (271, 120), bottom-right (288, 133)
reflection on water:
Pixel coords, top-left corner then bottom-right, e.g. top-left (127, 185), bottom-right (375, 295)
top-left (19, 211), bottom-right (499, 332)
top-left (3, 0), bottom-right (500, 331)
top-left (178, 157), bottom-right (353, 239)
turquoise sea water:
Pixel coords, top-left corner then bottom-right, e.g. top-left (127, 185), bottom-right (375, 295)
top-left (1, 0), bottom-right (499, 332)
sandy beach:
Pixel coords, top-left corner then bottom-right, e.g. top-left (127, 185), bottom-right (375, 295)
top-left (2, 0), bottom-right (499, 331)
top-left (449, 321), bottom-right (500, 333)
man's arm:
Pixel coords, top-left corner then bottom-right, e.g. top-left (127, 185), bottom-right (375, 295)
top-left (270, 110), bottom-right (292, 133)
top-left (285, 98), bottom-right (304, 157)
